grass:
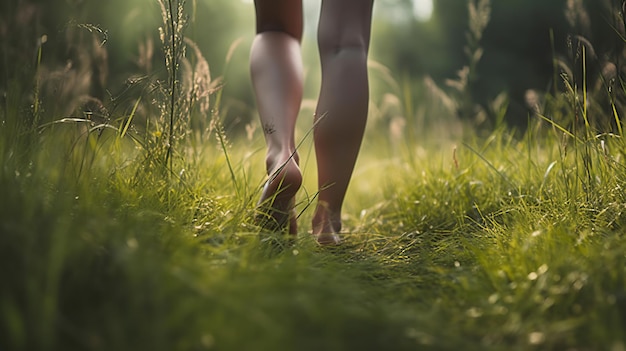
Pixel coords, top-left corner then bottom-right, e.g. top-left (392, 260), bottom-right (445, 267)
top-left (2, 96), bottom-right (625, 351)
top-left (2, 0), bottom-right (626, 350)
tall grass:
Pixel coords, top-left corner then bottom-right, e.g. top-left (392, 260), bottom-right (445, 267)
top-left (1, 0), bottom-right (625, 350)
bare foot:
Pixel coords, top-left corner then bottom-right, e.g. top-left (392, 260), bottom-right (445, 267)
top-left (311, 202), bottom-right (342, 245)
top-left (256, 155), bottom-right (302, 234)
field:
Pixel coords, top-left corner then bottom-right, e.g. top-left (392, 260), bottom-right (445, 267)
top-left (1, 0), bottom-right (626, 350)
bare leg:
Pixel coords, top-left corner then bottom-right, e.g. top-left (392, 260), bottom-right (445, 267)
top-left (312, 0), bottom-right (374, 244)
top-left (250, 0), bottom-right (304, 234)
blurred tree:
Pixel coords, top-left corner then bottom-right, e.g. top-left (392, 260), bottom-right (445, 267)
top-left (0, 0), bottom-right (249, 123)
top-left (477, 0), bottom-right (569, 125)
top-left (3, 0), bottom-right (623, 130)
top-left (372, 0), bottom-right (626, 127)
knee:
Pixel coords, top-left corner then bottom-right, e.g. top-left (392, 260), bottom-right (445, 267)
top-left (317, 28), bottom-right (369, 58)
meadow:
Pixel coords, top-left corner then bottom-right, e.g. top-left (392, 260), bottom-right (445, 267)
top-left (1, 0), bottom-right (625, 350)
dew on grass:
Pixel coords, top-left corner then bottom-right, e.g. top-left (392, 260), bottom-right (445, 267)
top-left (466, 307), bottom-right (483, 318)
top-left (528, 332), bottom-right (545, 345)
top-left (528, 264), bottom-right (548, 281)
top-left (488, 293), bottom-right (499, 304)
top-left (127, 238), bottom-right (138, 249)
top-left (573, 280), bottom-right (585, 291)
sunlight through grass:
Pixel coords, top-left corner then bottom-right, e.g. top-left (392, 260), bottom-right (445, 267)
top-left (1, 0), bottom-right (626, 350)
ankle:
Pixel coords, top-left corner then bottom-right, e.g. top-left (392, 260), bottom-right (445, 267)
top-left (260, 150), bottom-right (302, 205)
top-left (265, 149), bottom-right (299, 175)
top-left (312, 202), bottom-right (342, 235)
top-left (312, 208), bottom-right (342, 246)
top-left (256, 152), bottom-right (303, 234)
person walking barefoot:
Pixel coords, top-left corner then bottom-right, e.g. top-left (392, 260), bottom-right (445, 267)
top-left (250, 0), bottom-right (374, 245)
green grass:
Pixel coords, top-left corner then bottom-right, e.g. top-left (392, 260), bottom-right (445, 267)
top-left (2, 0), bottom-right (626, 350)
top-left (1, 98), bottom-right (626, 350)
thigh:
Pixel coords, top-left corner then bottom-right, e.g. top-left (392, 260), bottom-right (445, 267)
top-left (318, 0), bottom-right (374, 50)
top-left (254, 0), bottom-right (303, 41)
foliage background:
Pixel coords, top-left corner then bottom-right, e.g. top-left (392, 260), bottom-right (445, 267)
top-left (2, 1), bottom-right (626, 350)
top-left (4, 0), bottom-right (614, 130)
